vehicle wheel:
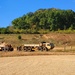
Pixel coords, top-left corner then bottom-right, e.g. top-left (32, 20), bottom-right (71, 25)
top-left (28, 47), bottom-right (32, 52)
top-left (43, 47), bottom-right (48, 51)
top-left (38, 46), bottom-right (43, 51)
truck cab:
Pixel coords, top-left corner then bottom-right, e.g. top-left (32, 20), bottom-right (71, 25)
top-left (39, 42), bottom-right (54, 51)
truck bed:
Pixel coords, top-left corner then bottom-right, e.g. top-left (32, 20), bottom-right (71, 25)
top-left (24, 44), bottom-right (39, 47)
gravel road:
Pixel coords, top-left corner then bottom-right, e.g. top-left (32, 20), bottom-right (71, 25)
top-left (0, 55), bottom-right (75, 75)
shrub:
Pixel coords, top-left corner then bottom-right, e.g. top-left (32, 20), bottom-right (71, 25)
top-left (18, 35), bottom-right (21, 40)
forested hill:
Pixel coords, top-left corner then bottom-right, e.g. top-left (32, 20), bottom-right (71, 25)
top-left (0, 8), bottom-right (75, 34)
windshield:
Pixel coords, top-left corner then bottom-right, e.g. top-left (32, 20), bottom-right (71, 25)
top-left (47, 44), bottom-right (50, 46)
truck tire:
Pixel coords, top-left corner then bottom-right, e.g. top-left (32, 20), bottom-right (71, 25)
top-left (42, 47), bottom-right (48, 51)
top-left (28, 47), bottom-right (32, 52)
top-left (23, 46), bottom-right (28, 51)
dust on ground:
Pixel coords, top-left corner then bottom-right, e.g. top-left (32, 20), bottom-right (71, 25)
top-left (0, 55), bottom-right (75, 75)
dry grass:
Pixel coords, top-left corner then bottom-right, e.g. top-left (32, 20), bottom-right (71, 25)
top-left (0, 33), bottom-right (75, 47)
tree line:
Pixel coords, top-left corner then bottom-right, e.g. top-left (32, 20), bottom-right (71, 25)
top-left (0, 8), bottom-right (75, 34)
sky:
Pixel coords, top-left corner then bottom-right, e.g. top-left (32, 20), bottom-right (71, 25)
top-left (0, 0), bottom-right (75, 27)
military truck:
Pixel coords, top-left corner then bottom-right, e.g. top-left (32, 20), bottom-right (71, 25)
top-left (17, 42), bottom-right (54, 51)
top-left (0, 42), bottom-right (13, 51)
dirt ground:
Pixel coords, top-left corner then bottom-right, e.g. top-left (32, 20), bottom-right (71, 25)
top-left (0, 55), bottom-right (75, 75)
